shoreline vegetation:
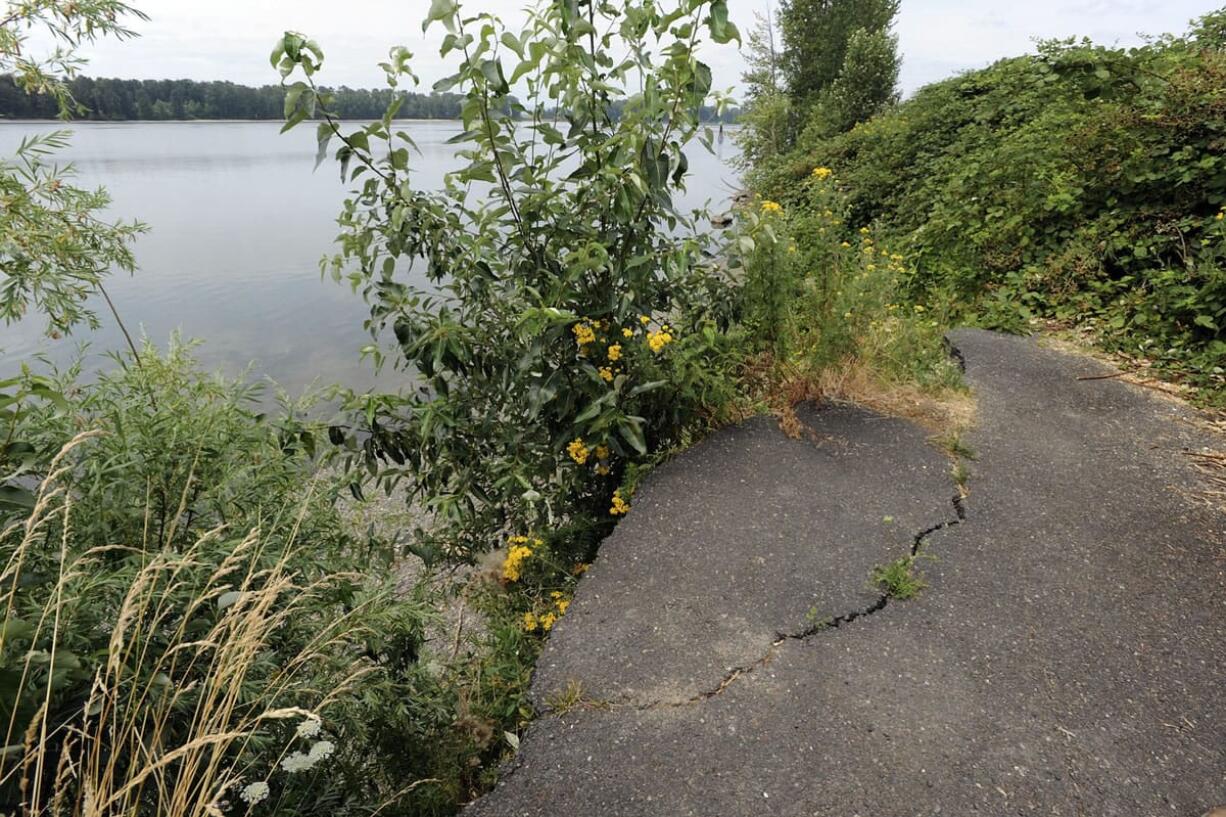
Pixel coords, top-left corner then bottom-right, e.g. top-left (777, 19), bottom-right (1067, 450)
top-left (1, 1), bottom-right (1223, 817)
top-left (743, 4), bottom-right (1225, 406)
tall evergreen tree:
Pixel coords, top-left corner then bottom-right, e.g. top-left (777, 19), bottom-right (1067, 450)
top-left (778, 0), bottom-right (899, 106)
top-left (805, 25), bottom-right (900, 137)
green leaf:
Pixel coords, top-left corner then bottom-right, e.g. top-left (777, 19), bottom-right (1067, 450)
top-left (627, 380), bottom-right (668, 398)
top-left (433, 72), bottom-right (463, 93)
top-left (480, 59), bottom-right (511, 95)
top-left (619, 417), bottom-right (647, 456)
top-left (446, 129), bottom-right (481, 144)
top-left (707, 1), bottom-right (740, 45)
top-left (283, 83), bottom-right (305, 119)
top-left (501, 32), bottom-right (524, 58)
top-left (315, 122), bottom-right (333, 170)
top-left (0, 484), bottom-right (34, 511)
top-left (575, 395), bottom-right (610, 424)
top-left (693, 61), bottom-right (713, 96)
top-left (424, 0), bottom-right (459, 33)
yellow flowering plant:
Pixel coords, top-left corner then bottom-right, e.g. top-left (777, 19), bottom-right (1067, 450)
top-left (267, 1), bottom-right (756, 808)
top-left (279, 0), bottom-right (746, 559)
top-left (492, 530), bottom-right (588, 646)
top-left (729, 159), bottom-right (964, 391)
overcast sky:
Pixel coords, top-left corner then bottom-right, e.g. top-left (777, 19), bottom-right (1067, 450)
top-left (57, 0), bottom-right (1223, 96)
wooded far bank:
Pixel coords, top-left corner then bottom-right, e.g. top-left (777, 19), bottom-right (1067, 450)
top-left (0, 74), bottom-right (740, 122)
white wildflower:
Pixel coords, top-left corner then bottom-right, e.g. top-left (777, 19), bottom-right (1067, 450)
top-left (280, 751), bottom-right (313, 774)
top-left (308, 740), bottom-right (335, 762)
top-left (239, 782), bottom-right (270, 805)
top-left (280, 740), bottom-right (336, 774)
top-left (295, 716), bottom-right (322, 739)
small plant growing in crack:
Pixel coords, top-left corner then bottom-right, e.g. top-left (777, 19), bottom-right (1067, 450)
top-left (803, 605), bottom-right (834, 631)
top-left (934, 431), bottom-right (978, 461)
top-left (544, 680), bottom-right (609, 715)
top-left (871, 555), bottom-right (928, 600)
top-left (952, 460), bottom-right (971, 492)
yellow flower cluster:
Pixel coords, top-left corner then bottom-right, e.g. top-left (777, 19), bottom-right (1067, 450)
top-left (502, 538), bottom-right (538, 582)
top-left (610, 489), bottom-right (631, 516)
top-left (568, 438), bottom-right (590, 465)
top-left (572, 318), bottom-right (646, 381)
top-left (1218, 210), bottom-right (1225, 221)
top-left (812, 166), bottom-right (833, 181)
top-left (594, 443), bottom-right (612, 476)
top-left (572, 322), bottom-right (596, 347)
top-left (761, 200), bottom-right (783, 215)
top-left (522, 591), bottom-right (573, 632)
top-left (647, 327), bottom-right (674, 353)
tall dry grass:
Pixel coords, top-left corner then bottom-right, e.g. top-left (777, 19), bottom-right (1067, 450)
top-left (0, 432), bottom-right (379, 817)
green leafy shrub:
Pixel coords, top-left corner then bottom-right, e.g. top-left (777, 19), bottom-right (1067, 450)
top-left (274, 0), bottom-right (744, 561)
top-left (751, 12), bottom-right (1226, 403)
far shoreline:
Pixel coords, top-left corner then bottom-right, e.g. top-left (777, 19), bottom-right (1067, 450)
top-left (0, 118), bottom-right (741, 126)
top-left (0, 117), bottom-right (465, 124)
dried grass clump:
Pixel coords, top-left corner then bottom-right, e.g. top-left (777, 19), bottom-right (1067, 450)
top-left (815, 361), bottom-right (977, 436)
top-left (0, 434), bottom-right (379, 817)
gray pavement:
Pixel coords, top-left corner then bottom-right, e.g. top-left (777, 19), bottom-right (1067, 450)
top-left (467, 329), bottom-right (1226, 817)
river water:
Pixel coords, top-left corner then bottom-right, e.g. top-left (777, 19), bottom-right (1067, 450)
top-left (0, 120), bottom-right (742, 394)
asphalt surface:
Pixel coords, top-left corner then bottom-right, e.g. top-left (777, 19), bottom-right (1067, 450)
top-left (467, 329), bottom-right (1226, 817)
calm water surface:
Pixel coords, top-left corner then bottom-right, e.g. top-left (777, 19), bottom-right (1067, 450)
top-left (0, 121), bottom-right (742, 394)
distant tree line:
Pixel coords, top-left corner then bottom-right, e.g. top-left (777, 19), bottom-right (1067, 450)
top-left (0, 75), bottom-right (741, 123)
top-left (0, 75), bottom-right (466, 120)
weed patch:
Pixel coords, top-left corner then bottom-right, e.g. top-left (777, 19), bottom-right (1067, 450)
top-left (871, 555), bottom-right (928, 601)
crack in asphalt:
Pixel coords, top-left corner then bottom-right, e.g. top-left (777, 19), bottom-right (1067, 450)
top-left (620, 493), bottom-right (969, 710)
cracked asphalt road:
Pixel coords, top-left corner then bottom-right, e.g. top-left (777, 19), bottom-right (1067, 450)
top-left (465, 329), bottom-right (1226, 817)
